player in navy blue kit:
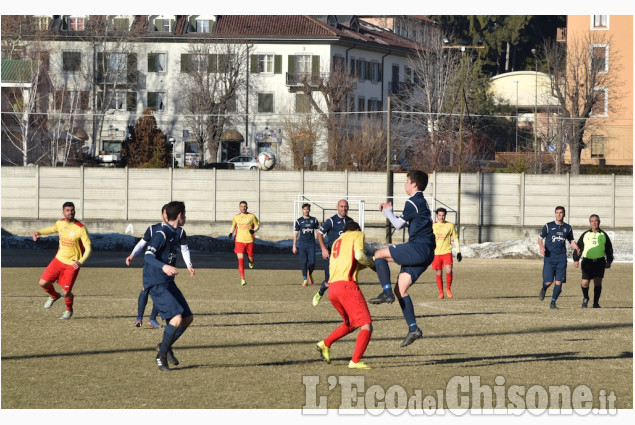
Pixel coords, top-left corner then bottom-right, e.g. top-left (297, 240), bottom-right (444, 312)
top-left (293, 203), bottom-right (320, 286)
top-left (143, 201), bottom-right (195, 371)
top-left (126, 205), bottom-right (195, 328)
top-left (312, 199), bottom-right (353, 306)
top-left (537, 206), bottom-right (580, 309)
top-left (369, 170), bottom-right (436, 347)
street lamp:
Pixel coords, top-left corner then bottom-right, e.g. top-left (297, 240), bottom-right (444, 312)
top-left (513, 80), bottom-right (519, 152)
top-left (531, 48), bottom-right (538, 172)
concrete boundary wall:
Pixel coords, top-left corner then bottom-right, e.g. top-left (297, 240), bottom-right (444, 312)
top-left (1, 167), bottom-right (632, 242)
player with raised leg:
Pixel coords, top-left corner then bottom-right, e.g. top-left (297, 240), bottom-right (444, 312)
top-left (368, 170), bottom-right (435, 347)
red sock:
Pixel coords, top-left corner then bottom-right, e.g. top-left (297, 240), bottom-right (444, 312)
top-left (352, 328), bottom-right (372, 363)
top-left (238, 258), bottom-right (245, 278)
top-left (436, 275), bottom-right (443, 293)
top-left (446, 273), bottom-right (453, 291)
top-left (65, 295), bottom-right (74, 312)
top-left (324, 323), bottom-right (354, 347)
top-left (43, 285), bottom-right (59, 298)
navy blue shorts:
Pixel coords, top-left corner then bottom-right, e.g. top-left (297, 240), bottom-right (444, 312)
top-left (388, 242), bottom-right (434, 283)
top-left (542, 257), bottom-right (568, 283)
top-left (149, 281), bottom-right (192, 321)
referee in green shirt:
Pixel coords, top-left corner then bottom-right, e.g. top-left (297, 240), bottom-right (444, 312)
top-left (573, 214), bottom-right (614, 308)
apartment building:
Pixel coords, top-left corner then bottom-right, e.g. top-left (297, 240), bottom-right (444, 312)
top-left (564, 15), bottom-right (633, 167)
top-left (1, 15), bottom-right (428, 169)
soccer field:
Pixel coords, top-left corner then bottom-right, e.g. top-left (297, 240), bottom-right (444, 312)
top-left (1, 250), bottom-right (632, 411)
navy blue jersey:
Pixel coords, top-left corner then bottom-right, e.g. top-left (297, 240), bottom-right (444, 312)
top-left (143, 223), bottom-right (187, 246)
top-left (540, 220), bottom-right (574, 257)
top-left (142, 223), bottom-right (181, 288)
top-left (319, 214), bottom-right (354, 249)
top-left (295, 216), bottom-right (319, 245)
top-left (400, 191), bottom-right (435, 246)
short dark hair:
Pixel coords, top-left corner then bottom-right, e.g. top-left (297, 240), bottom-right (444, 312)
top-left (240, 201), bottom-right (248, 206)
top-left (164, 201), bottom-right (185, 221)
top-left (62, 201), bottom-right (75, 209)
top-left (589, 214), bottom-right (600, 223)
top-left (161, 204), bottom-right (167, 213)
top-left (344, 221), bottom-right (361, 232)
top-left (407, 170), bottom-right (428, 191)
top-left (555, 206), bottom-right (566, 215)
top-left (302, 203), bottom-right (311, 209)
top-left (436, 207), bottom-right (447, 215)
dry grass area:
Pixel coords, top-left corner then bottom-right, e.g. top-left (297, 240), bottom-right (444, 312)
top-left (1, 257), bottom-right (632, 411)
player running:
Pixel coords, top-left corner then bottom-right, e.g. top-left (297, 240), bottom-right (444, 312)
top-left (432, 207), bottom-right (462, 299)
top-left (316, 221), bottom-right (375, 369)
top-left (229, 201), bottom-right (260, 285)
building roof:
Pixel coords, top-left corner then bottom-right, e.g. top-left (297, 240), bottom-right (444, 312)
top-left (1, 59), bottom-right (39, 84)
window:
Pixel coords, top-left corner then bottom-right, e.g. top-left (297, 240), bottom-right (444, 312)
top-left (371, 62), bottom-right (381, 83)
top-left (155, 18), bottom-right (172, 32)
top-left (591, 88), bottom-right (607, 116)
top-left (592, 15), bottom-right (608, 29)
top-left (148, 92), bottom-right (166, 113)
top-left (357, 96), bottom-right (365, 117)
top-left (69, 17), bottom-right (84, 31)
top-left (148, 53), bottom-right (167, 72)
top-left (33, 16), bottom-right (50, 32)
top-left (296, 55), bottom-right (312, 74)
top-left (258, 93), bottom-right (274, 113)
top-left (180, 53), bottom-right (207, 73)
top-left (109, 91), bottom-right (127, 110)
top-left (108, 53), bottom-right (127, 73)
top-left (295, 94), bottom-right (311, 113)
top-left (332, 56), bottom-right (345, 72)
top-left (196, 20), bottom-right (210, 33)
top-left (62, 51), bottom-right (81, 72)
top-left (591, 45), bottom-right (609, 73)
top-left (590, 136), bottom-right (605, 157)
top-left (54, 90), bottom-right (89, 112)
top-left (357, 59), bottom-right (367, 81)
top-left (258, 54), bottom-right (274, 73)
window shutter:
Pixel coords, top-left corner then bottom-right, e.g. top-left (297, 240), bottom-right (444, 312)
top-left (170, 19), bottom-right (175, 32)
top-left (365, 61), bottom-right (371, 79)
top-left (181, 54), bottom-right (189, 73)
top-left (127, 91), bottom-right (137, 111)
top-left (127, 53), bottom-right (137, 83)
top-left (148, 53), bottom-right (156, 72)
top-left (311, 55), bottom-right (320, 74)
top-left (219, 54), bottom-right (228, 72)
top-left (209, 54), bottom-right (217, 72)
top-left (288, 55), bottom-right (295, 75)
top-left (378, 66), bottom-right (382, 81)
top-left (274, 55), bottom-right (282, 74)
top-left (96, 91), bottom-right (103, 109)
top-left (80, 91), bottom-right (90, 111)
top-left (250, 55), bottom-right (258, 73)
top-left (148, 92), bottom-right (156, 110)
top-left (96, 52), bottom-right (104, 80)
top-left (155, 19), bottom-right (162, 31)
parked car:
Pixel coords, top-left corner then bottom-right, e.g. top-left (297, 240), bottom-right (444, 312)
top-left (227, 156), bottom-right (258, 170)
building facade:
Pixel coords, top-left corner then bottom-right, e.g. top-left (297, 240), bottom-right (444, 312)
top-left (1, 15), bottom-right (428, 169)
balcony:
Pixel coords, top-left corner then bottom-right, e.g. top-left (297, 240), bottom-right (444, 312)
top-left (286, 72), bottom-right (322, 87)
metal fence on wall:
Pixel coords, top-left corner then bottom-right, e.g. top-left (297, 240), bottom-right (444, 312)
top-left (1, 166), bottom-right (632, 230)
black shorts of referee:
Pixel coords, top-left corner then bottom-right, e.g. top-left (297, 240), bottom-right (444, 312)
top-left (581, 257), bottom-right (607, 279)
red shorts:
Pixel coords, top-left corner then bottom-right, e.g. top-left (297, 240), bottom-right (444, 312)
top-left (432, 253), bottom-right (453, 270)
top-left (234, 242), bottom-right (254, 257)
top-left (328, 280), bottom-right (372, 327)
top-left (41, 257), bottom-right (80, 291)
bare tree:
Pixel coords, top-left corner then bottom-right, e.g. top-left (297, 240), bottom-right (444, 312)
top-left (176, 41), bottom-right (250, 164)
top-left (296, 64), bottom-right (357, 170)
top-left (280, 111), bottom-right (325, 170)
top-left (1, 60), bottom-right (51, 165)
top-left (339, 113), bottom-right (387, 171)
top-left (541, 31), bottom-right (622, 175)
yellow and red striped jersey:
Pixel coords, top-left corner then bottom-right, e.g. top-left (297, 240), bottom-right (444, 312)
top-left (37, 219), bottom-right (92, 265)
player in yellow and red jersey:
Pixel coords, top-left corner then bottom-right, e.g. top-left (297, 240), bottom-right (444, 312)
top-left (315, 221), bottom-right (375, 369)
top-left (432, 207), bottom-right (462, 299)
top-left (32, 201), bottom-right (92, 320)
top-left (229, 200), bottom-right (260, 285)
